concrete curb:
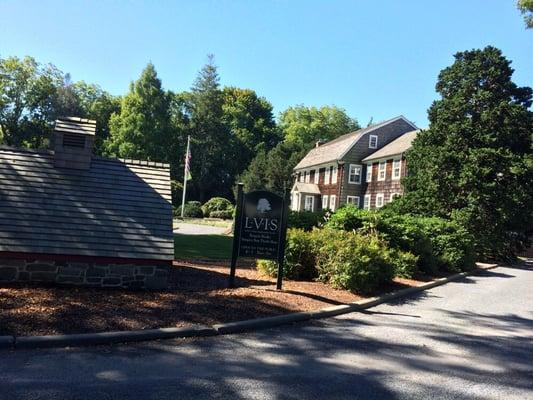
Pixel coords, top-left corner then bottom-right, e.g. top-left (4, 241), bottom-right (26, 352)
top-left (14, 325), bottom-right (216, 350)
top-left (4, 263), bottom-right (499, 350)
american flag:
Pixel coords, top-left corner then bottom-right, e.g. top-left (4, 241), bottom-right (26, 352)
top-left (184, 136), bottom-right (192, 181)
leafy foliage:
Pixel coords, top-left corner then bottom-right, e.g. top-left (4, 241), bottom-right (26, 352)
top-left (201, 197), bottom-right (234, 218)
top-left (518, 0), bottom-right (533, 28)
top-left (288, 210), bottom-right (328, 231)
top-left (402, 46), bottom-right (533, 259)
top-left (176, 201), bottom-right (204, 218)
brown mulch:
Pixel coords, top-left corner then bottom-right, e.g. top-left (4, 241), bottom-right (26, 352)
top-left (0, 261), bottom-right (427, 337)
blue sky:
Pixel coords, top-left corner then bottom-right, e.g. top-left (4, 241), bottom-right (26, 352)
top-left (1, 0), bottom-right (531, 127)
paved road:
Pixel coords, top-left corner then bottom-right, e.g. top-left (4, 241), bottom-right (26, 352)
top-left (1, 262), bottom-right (532, 400)
top-left (173, 222), bottom-right (228, 235)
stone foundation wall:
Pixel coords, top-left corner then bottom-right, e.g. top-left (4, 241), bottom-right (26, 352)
top-left (0, 258), bottom-right (169, 289)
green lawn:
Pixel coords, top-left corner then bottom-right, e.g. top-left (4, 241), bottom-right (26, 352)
top-left (174, 234), bottom-right (234, 259)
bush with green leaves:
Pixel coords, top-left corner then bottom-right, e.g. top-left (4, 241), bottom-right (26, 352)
top-left (315, 230), bottom-right (395, 294)
top-left (288, 210), bottom-right (328, 231)
top-left (202, 197), bottom-right (234, 218)
top-left (388, 249), bottom-right (419, 278)
top-left (325, 205), bottom-right (373, 231)
top-left (176, 201), bottom-right (203, 218)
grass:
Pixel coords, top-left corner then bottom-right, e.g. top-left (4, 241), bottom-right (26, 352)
top-left (174, 234), bottom-right (234, 259)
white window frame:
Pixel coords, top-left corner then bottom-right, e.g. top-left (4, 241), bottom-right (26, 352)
top-left (331, 165), bottom-right (338, 184)
top-left (390, 192), bottom-right (400, 202)
top-left (304, 195), bottom-right (314, 211)
top-left (313, 169), bottom-right (319, 184)
top-left (366, 163), bottom-right (372, 182)
top-left (324, 167), bottom-right (331, 185)
top-left (378, 161), bottom-right (386, 181)
top-left (376, 193), bottom-right (384, 208)
top-left (299, 172), bottom-right (304, 183)
top-left (392, 159), bottom-right (401, 180)
top-left (322, 195), bottom-right (329, 210)
top-left (291, 193), bottom-right (300, 211)
top-left (346, 195), bottom-right (359, 207)
top-left (304, 170), bottom-right (310, 183)
top-left (329, 195), bottom-right (337, 211)
top-left (363, 194), bottom-right (371, 210)
top-left (369, 134), bottom-right (378, 149)
top-left (348, 164), bottom-right (362, 184)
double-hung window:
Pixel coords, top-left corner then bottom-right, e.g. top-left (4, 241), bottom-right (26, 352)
top-left (378, 161), bottom-right (386, 181)
top-left (305, 170), bottom-right (310, 183)
top-left (304, 195), bottom-right (314, 211)
top-left (322, 195), bottom-right (329, 210)
top-left (348, 164), bottom-right (362, 184)
top-left (366, 164), bottom-right (372, 182)
top-left (363, 194), bottom-right (371, 210)
top-left (329, 195), bottom-right (337, 211)
top-left (331, 166), bottom-right (338, 184)
top-left (324, 167), bottom-right (331, 185)
top-left (392, 159), bottom-right (401, 180)
top-left (313, 169), bottom-right (319, 184)
top-left (369, 134), bottom-right (378, 149)
top-left (376, 193), bottom-right (384, 208)
top-left (299, 172), bottom-right (304, 182)
top-left (346, 196), bottom-right (359, 207)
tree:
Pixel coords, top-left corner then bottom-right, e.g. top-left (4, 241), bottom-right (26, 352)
top-left (280, 105), bottom-right (359, 150)
top-left (518, 0), bottom-right (533, 28)
top-left (0, 56), bottom-right (63, 148)
top-left (104, 63), bottom-right (175, 163)
top-left (402, 46), bottom-right (533, 258)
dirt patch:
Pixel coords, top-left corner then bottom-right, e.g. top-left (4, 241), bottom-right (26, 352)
top-left (0, 262), bottom-right (427, 337)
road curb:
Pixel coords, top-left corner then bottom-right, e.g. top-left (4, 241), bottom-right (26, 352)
top-left (4, 263), bottom-right (499, 350)
top-left (14, 325), bottom-right (216, 350)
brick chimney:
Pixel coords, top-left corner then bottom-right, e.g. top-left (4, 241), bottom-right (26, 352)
top-left (53, 117), bottom-right (96, 170)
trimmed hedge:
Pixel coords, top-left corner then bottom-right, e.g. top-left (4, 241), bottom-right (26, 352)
top-left (176, 201), bottom-right (203, 218)
top-left (288, 210), bottom-right (327, 231)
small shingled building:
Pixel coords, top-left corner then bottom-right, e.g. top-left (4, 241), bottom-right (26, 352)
top-left (0, 117), bottom-right (173, 289)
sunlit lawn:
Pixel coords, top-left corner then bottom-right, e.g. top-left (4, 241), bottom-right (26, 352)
top-left (174, 234), bottom-right (233, 259)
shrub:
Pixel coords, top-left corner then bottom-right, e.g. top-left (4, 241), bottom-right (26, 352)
top-left (325, 205), bottom-right (375, 232)
top-left (209, 210), bottom-right (233, 220)
top-left (202, 197), bottom-right (234, 218)
top-left (257, 228), bottom-right (321, 280)
top-left (288, 210), bottom-right (327, 231)
top-left (417, 217), bottom-right (476, 272)
top-left (176, 201), bottom-right (203, 218)
top-left (388, 249), bottom-right (419, 278)
top-left (316, 231), bottom-right (394, 294)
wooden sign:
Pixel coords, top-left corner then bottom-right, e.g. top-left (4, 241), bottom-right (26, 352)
top-left (229, 184), bottom-right (289, 290)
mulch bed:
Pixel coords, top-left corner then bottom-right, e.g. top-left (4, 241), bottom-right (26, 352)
top-left (0, 261), bottom-right (427, 337)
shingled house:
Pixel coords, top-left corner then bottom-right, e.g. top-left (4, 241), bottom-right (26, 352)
top-left (0, 117), bottom-right (173, 289)
top-left (291, 116), bottom-right (417, 212)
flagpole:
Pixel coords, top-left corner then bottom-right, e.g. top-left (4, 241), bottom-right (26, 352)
top-left (180, 135), bottom-right (191, 218)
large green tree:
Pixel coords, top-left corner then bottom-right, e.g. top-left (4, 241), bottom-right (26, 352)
top-left (104, 63), bottom-right (175, 163)
top-left (280, 105), bottom-right (359, 150)
top-left (403, 46), bottom-right (533, 258)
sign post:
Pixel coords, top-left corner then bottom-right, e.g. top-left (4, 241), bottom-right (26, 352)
top-left (229, 185), bottom-right (289, 290)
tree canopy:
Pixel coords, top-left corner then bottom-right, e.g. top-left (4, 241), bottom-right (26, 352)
top-left (402, 46), bottom-right (533, 258)
top-left (517, 0), bottom-right (533, 28)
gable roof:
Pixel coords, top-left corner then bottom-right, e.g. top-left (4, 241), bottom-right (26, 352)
top-left (0, 146), bottom-right (173, 261)
top-left (291, 182), bottom-right (321, 194)
top-left (362, 130), bottom-right (419, 162)
top-left (293, 116), bottom-right (416, 170)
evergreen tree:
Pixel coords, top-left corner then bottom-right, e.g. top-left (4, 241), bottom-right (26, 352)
top-left (104, 63), bottom-right (174, 162)
top-left (403, 46), bottom-right (533, 258)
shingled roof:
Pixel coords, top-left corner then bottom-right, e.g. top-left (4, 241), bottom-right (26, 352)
top-left (0, 146), bottom-right (173, 261)
top-left (294, 116), bottom-right (415, 170)
top-left (362, 130), bottom-right (419, 162)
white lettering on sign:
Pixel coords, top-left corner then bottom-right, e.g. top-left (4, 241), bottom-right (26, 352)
top-left (244, 217), bottom-right (279, 231)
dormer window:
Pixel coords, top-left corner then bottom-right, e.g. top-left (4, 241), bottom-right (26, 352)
top-left (369, 134), bottom-right (378, 149)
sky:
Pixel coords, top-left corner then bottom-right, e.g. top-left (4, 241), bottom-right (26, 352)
top-left (1, 0), bottom-right (531, 127)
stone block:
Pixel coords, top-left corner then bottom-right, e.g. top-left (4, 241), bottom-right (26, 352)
top-left (18, 271), bottom-right (30, 281)
top-left (122, 276), bottom-right (136, 283)
top-left (86, 268), bottom-right (107, 278)
top-left (27, 263), bottom-right (57, 272)
top-left (0, 259), bottom-right (25, 268)
top-left (102, 277), bottom-right (121, 286)
top-left (124, 280), bottom-right (145, 289)
top-left (109, 265), bottom-right (134, 276)
top-left (139, 266), bottom-right (154, 275)
top-left (30, 272), bottom-right (56, 282)
top-left (70, 262), bottom-right (90, 269)
top-left (0, 267), bottom-right (18, 281)
top-left (154, 268), bottom-right (169, 278)
top-left (86, 277), bottom-right (103, 284)
top-left (145, 276), bottom-right (169, 290)
top-left (59, 267), bottom-right (83, 277)
top-left (57, 275), bottom-right (84, 284)
top-left (135, 275), bottom-right (146, 281)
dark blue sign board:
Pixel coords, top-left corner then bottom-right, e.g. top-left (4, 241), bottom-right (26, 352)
top-left (229, 184), bottom-right (289, 289)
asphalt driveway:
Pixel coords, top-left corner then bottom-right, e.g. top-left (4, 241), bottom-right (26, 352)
top-left (1, 262), bottom-right (532, 400)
